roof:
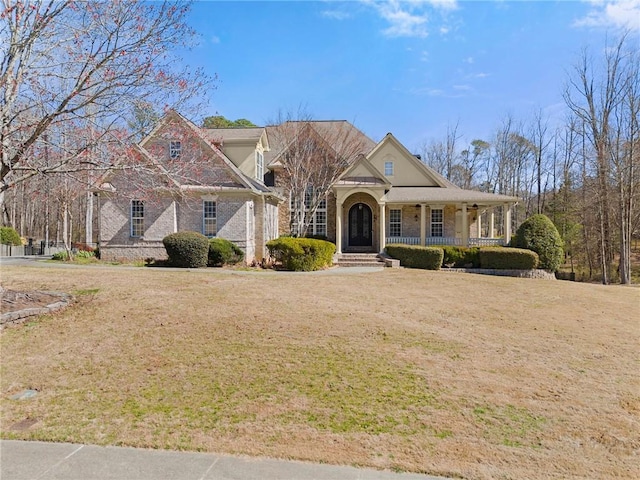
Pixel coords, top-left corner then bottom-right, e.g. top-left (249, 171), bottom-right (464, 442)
top-left (384, 186), bottom-right (519, 204)
top-left (265, 121), bottom-right (376, 168)
top-left (201, 127), bottom-right (265, 144)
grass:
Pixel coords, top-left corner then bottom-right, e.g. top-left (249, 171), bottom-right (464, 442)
top-left (1, 265), bottom-right (638, 480)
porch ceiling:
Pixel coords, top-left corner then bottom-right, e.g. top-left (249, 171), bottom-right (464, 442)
top-left (384, 186), bottom-right (519, 205)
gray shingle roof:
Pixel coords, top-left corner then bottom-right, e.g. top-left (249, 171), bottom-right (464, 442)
top-left (201, 128), bottom-right (265, 143)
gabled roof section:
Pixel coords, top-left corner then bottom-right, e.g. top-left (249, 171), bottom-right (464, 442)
top-left (137, 110), bottom-right (270, 195)
top-left (265, 120), bottom-right (376, 169)
top-left (335, 154), bottom-right (390, 188)
top-left (367, 133), bottom-right (459, 189)
top-left (201, 127), bottom-right (268, 149)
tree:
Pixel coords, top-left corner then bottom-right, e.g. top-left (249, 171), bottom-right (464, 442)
top-left (268, 111), bottom-right (370, 237)
top-left (1, 0), bottom-right (211, 195)
top-left (202, 116), bottom-right (257, 128)
top-left (564, 32), bottom-right (638, 284)
top-left (513, 214), bottom-right (564, 271)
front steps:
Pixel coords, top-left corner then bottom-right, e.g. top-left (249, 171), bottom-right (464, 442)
top-left (335, 253), bottom-right (387, 268)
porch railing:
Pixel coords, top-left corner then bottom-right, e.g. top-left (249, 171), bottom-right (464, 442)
top-left (385, 237), bottom-right (505, 247)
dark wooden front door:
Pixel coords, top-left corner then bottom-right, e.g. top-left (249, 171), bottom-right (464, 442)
top-left (349, 203), bottom-right (373, 247)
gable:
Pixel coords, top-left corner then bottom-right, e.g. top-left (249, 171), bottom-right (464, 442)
top-left (337, 155), bottom-right (389, 187)
top-left (367, 134), bottom-right (453, 188)
top-left (139, 112), bottom-right (248, 189)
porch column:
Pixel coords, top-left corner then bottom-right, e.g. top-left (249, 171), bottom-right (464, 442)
top-left (489, 208), bottom-right (495, 238)
top-left (503, 203), bottom-right (512, 245)
top-left (461, 203), bottom-right (468, 247)
top-left (336, 199), bottom-right (343, 254)
top-left (379, 203), bottom-right (386, 253)
top-left (420, 204), bottom-right (426, 246)
top-left (476, 209), bottom-right (482, 238)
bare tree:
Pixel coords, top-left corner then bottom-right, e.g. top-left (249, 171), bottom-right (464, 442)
top-left (267, 111), bottom-right (370, 237)
top-left (1, 0), bottom-right (211, 195)
top-left (422, 121), bottom-right (461, 182)
top-left (564, 32), bottom-right (636, 284)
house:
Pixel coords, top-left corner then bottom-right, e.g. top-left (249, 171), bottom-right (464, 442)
top-left (97, 111), bottom-right (518, 263)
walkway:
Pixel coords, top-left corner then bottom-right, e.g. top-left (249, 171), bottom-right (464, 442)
top-left (0, 440), bottom-right (449, 480)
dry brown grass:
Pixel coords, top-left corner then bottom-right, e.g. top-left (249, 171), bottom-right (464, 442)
top-left (1, 264), bottom-right (638, 480)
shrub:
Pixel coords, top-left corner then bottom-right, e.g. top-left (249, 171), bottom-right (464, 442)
top-left (0, 226), bottom-right (21, 246)
top-left (72, 242), bottom-right (95, 252)
top-left (208, 238), bottom-right (244, 266)
top-left (385, 244), bottom-right (444, 270)
top-left (512, 214), bottom-right (564, 271)
top-left (162, 231), bottom-right (209, 268)
top-left (440, 246), bottom-right (480, 267)
top-left (75, 250), bottom-right (95, 259)
top-left (266, 237), bottom-right (335, 271)
top-left (52, 251), bottom-right (70, 261)
top-left (479, 247), bottom-right (539, 270)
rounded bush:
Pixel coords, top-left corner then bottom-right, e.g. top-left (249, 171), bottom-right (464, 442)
top-left (0, 226), bottom-right (21, 246)
top-left (208, 238), bottom-right (244, 266)
top-left (266, 237), bottom-right (335, 271)
top-left (162, 231), bottom-right (209, 268)
top-left (385, 244), bottom-right (444, 270)
top-left (512, 214), bottom-right (564, 271)
top-left (479, 247), bottom-right (539, 269)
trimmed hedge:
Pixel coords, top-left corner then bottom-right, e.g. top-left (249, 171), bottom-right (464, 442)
top-left (266, 237), bottom-right (335, 271)
top-left (512, 214), bottom-right (564, 271)
top-left (0, 226), bottom-right (21, 246)
top-left (162, 231), bottom-right (209, 268)
top-left (208, 238), bottom-right (244, 266)
top-left (440, 245), bottom-right (480, 268)
top-left (385, 244), bottom-right (444, 270)
top-left (479, 247), bottom-right (539, 270)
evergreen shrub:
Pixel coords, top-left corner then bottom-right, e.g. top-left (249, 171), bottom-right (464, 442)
top-left (479, 247), bottom-right (539, 270)
top-left (440, 246), bottom-right (480, 267)
top-left (162, 231), bottom-right (209, 268)
top-left (385, 244), bottom-right (444, 270)
top-left (208, 238), bottom-right (244, 266)
top-left (0, 226), bottom-right (21, 246)
top-left (266, 237), bottom-right (335, 271)
top-left (512, 214), bottom-right (564, 271)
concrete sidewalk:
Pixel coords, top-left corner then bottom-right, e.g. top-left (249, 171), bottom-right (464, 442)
top-left (0, 440), bottom-right (449, 480)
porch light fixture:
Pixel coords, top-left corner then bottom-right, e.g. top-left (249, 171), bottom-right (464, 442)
top-left (414, 214), bottom-right (419, 221)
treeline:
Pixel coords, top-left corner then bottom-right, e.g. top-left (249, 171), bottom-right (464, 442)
top-left (421, 33), bottom-right (638, 284)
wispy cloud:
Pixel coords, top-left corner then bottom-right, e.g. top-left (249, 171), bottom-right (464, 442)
top-left (211, 35), bottom-right (221, 44)
top-left (573, 0), bottom-right (640, 30)
top-left (364, 0), bottom-right (459, 38)
top-left (321, 10), bottom-right (351, 21)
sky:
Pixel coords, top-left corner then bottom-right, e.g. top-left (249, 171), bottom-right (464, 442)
top-left (180, 0), bottom-right (640, 152)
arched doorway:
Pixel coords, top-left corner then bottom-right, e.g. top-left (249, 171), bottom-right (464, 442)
top-left (348, 203), bottom-right (373, 247)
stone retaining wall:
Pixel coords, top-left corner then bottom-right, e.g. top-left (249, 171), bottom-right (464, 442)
top-left (1, 293), bottom-right (74, 329)
top-left (440, 268), bottom-right (556, 280)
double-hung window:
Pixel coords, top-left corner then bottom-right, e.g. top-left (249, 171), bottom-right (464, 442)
top-left (131, 200), bottom-right (144, 237)
top-left (203, 201), bottom-right (217, 237)
top-left (290, 188), bottom-right (327, 236)
top-left (169, 140), bottom-right (181, 158)
top-left (384, 161), bottom-right (394, 176)
top-left (255, 151), bottom-right (264, 180)
top-left (431, 208), bottom-right (444, 237)
top-left (389, 209), bottom-right (402, 237)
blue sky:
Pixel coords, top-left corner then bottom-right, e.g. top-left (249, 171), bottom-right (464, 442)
top-left (181, 0), bottom-right (639, 151)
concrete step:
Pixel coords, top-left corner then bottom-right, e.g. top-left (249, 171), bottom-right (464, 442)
top-left (335, 254), bottom-right (385, 267)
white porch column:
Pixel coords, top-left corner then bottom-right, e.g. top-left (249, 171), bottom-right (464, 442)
top-left (420, 204), bottom-right (426, 246)
top-left (379, 203), bottom-right (386, 253)
top-left (336, 199), bottom-right (343, 254)
top-left (461, 203), bottom-right (468, 247)
top-left (476, 209), bottom-right (482, 238)
top-left (489, 208), bottom-right (495, 238)
top-left (503, 203), bottom-right (512, 245)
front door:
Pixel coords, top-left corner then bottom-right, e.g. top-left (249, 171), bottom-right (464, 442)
top-left (349, 203), bottom-right (373, 247)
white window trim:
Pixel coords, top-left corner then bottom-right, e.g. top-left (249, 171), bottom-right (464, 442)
top-left (169, 140), bottom-right (181, 159)
top-left (203, 200), bottom-right (217, 238)
top-left (255, 150), bottom-right (264, 181)
top-left (389, 208), bottom-right (402, 237)
top-left (290, 189), bottom-right (327, 237)
top-left (130, 200), bottom-right (144, 238)
top-left (431, 208), bottom-right (444, 237)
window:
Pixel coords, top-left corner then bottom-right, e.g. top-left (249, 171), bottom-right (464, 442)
top-left (131, 200), bottom-right (144, 237)
top-left (384, 161), bottom-right (394, 176)
top-left (255, 151), bottom-right (264, 180)
top-left (290, 188), bottom-right (327, 236)
top-left (203, 201), bottom-right (217, 237)
top-left (169, 140), bottom-right (181, 158)
top-left (431, 208), bottom-right (443, 237)
top-left (389, 209), bottom-right (402, 237)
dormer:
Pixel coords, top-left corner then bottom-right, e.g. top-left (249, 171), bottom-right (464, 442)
top-left (201, 127), bottom-right (269, 182)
